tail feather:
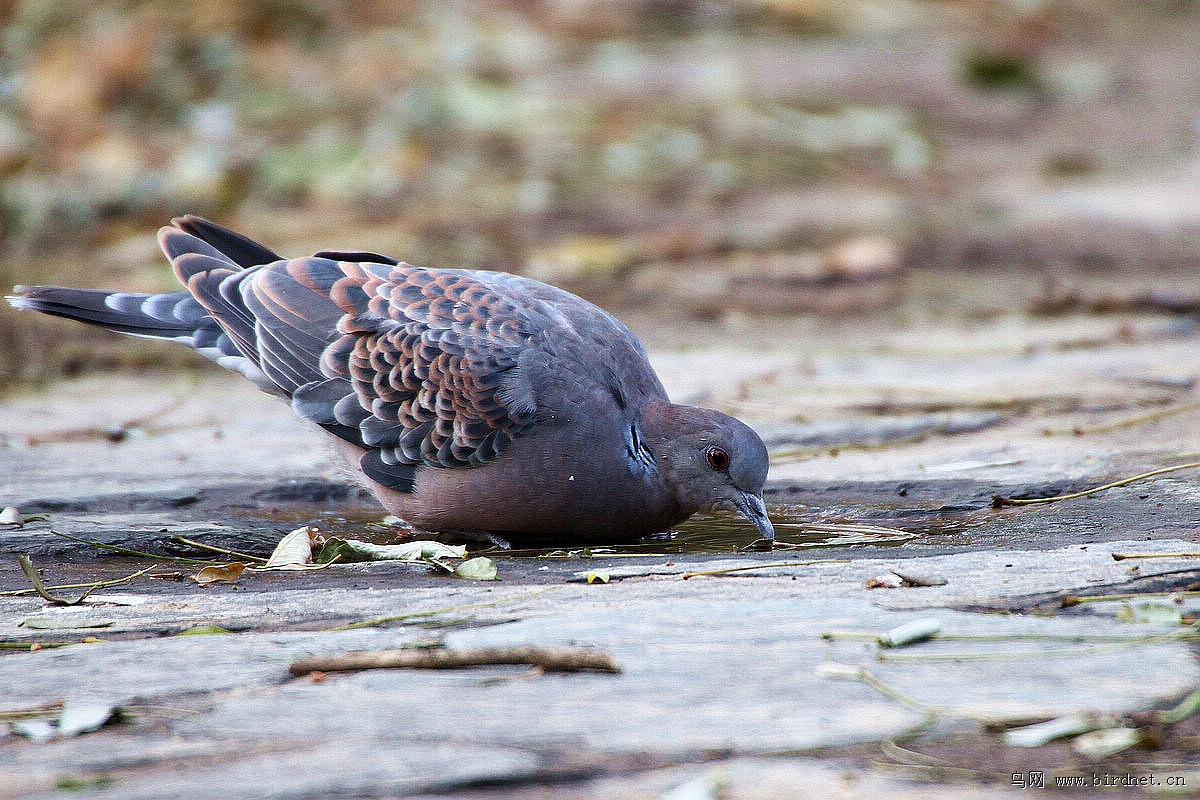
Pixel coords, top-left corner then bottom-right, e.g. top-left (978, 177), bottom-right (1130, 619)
top-left (7, 217), bottom-right (348, 398)
top-left (7, 284), bottom-right (275, 390)
top-left (8, 287), bottom-right (204, 339)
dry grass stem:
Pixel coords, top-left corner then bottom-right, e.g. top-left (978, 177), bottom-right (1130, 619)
top-left (50, 530), bottom-right (215, 563)
top-left (992, 461), bottom-right (1200, 507)
top-left (18, 555), bottom-right (99, 605)
top-left (171, 535), bottom-right (269, 564)
top-left (1061, 590), bottom-right (1200, 606)
top-left (1055, 403), bottom-right (1200, 436)
top-left (328, 586), bottom-right (562, 631)
top-left (1110, 551), bottom-right (1200, 561)
top-left (2, 563), bottom-right (158, 598)
top-left (681, 559), bottom-right (848, 579)
top-left (24, 398), bottom-right (190, 446)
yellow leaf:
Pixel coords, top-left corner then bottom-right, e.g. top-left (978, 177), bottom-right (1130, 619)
top-left (194, 562), bottom-right (245, 585)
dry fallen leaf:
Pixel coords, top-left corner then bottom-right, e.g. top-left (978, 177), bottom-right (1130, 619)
top-left (316, 538), bottom-right (466, 564)
top-left (864, 570), bottom-right (947, 589)
top-left (193, 562), bottom-right (245, 585)
top-left (20, 615), bottom-right (115, 630)
top-left (261, 526), bottom-right (315, 569)
top-left (455, 556), bottom-right (498, 581)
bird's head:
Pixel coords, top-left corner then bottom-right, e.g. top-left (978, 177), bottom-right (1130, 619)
top-left (645, 402), bottom-right (774, 543)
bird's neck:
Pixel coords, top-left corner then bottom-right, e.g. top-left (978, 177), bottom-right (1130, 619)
top-left (637, 398), bottom-right (694, 480)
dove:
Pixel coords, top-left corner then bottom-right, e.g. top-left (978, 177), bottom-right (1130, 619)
top-left (8, 217), bottom-right (773, 545)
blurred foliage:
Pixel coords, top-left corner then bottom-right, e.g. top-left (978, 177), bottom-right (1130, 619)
top-left (0, 0), bottom-right (817, 260)
top-left (1, 0), bottom-right (1197, 386)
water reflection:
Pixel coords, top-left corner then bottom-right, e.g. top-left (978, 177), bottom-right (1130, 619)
top-left (273, 502), bottom-right (931, 557)
top-left (669, 511), bottom-right (914, 553)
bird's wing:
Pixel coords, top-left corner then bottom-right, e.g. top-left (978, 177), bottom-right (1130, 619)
top-left (160, 222), bottom-right (548, 491)
top-left (172, 215), bottom-right (283, 268)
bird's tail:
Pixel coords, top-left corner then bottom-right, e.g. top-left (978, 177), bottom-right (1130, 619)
top-left (6, 213), bottom-right (283, 345)
top-left (7, 286), bottom-right (209, 341)
top-left (9, 278), bottom-right (285, 392)
top-left (7, 218), bottom-right (300, 392)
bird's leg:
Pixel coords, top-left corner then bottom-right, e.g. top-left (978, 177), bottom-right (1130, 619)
top-left (428, 527), bottom-right (513, 550)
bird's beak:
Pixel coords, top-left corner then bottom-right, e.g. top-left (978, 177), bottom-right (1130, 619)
top-left (733, 490), bottom-right (774, 542)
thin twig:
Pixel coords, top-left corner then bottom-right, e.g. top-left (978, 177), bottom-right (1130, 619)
top-left (854, 667), bottom-right (939, 715)
top-left (290, 645), bottom-right (620, 676)
top-left (328, 586), bottom-right (562, 631)
top-left (781, 522), bottom-right (913, 537)
top-left (877, 631), bottom-right (1195, 664)
top-left (1052, 403), bottom-right (1200, 437)
top-left (819, 663), bottom-right (944, 739)
top-left (1111, 551), bottom-right (1200, 561)
top-left (49, 530), bottom-right (214, 564)
top-left (992, 461), bottom-right (1200, 507)
top-left (1157, 686), bottom-right (1200, 726)
top-left (0, 701), bottom-right (65, 723)
top-left (24, 398), bottom-right (190, 446)
top-left (0, 641), bottom-right (74, 650)
top-left (823, 629), bottom-right (1189, 645)
top-left (171, 535), bottom-right (268, 564)
top-left (2, 562), bottom-right (159, 599)
top-left (681, 559), bottom-right (849, 579)
top-left (1062, 590), bottom-right (1200, 606)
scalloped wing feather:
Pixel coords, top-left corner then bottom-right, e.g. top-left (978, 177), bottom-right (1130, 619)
top-left (162, 226), bottom-right (548, 486)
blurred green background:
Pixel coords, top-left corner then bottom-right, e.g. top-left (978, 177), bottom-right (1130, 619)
top-left (3, 0), bottom-right (1200, 386)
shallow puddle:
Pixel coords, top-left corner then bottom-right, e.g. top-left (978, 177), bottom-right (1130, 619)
top-left (276, 504), bottom-right (926, 557)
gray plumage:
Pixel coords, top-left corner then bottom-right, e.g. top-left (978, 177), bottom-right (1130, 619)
top-left (8, 217), bottom-right (773, 544)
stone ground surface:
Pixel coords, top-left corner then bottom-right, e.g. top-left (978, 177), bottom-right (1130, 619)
top-left (6, 2), bottom-right (1200, 797)
top-left (2, 299), bottom-right (1200, 799)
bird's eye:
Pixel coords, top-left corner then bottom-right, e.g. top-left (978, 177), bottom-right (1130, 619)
top-left (705, 445), bottom-right (730, 471)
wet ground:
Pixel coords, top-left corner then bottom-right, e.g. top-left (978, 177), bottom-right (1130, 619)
top-left (3, 292), bottom-right (1200, 798)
